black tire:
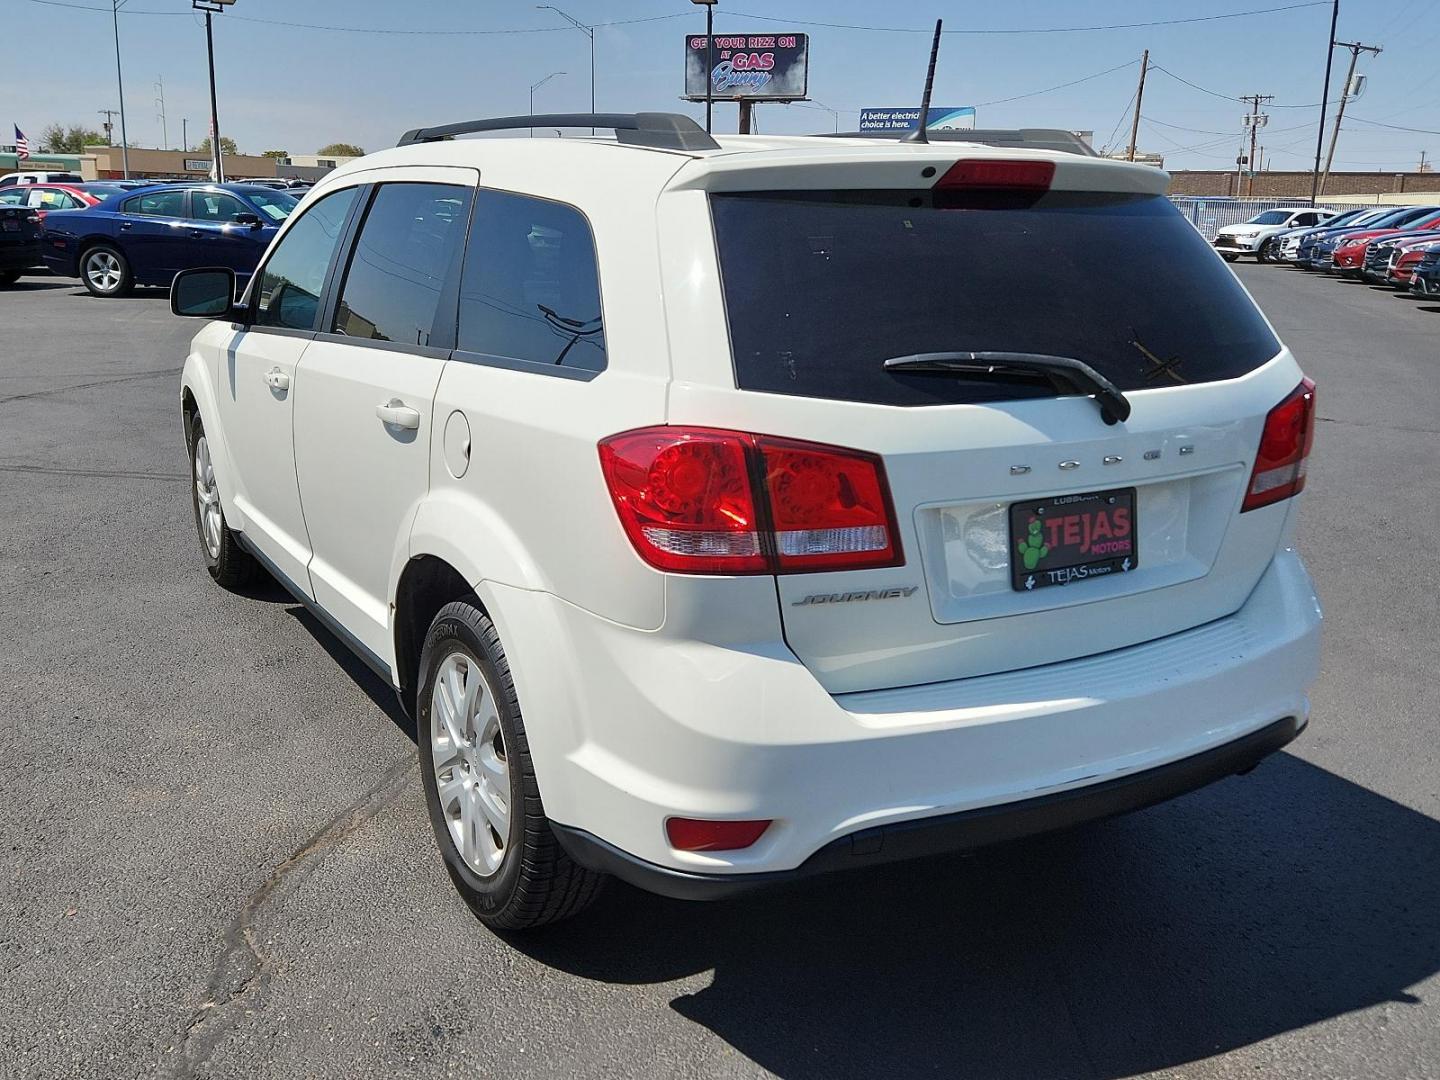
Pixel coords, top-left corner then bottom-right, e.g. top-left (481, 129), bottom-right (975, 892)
top-left (1220, 252), bottom-right (1240, 263)
top-left (0, 269), bottom-right (20, 286)
top-left (186, 411), bottom-right (256, 589)
top-left (417, 600), bottom-right (605, 930)
top-left (1257, 239), bottom-right (1274, 263)
top-left (79, 243), bottom-right (133, 297)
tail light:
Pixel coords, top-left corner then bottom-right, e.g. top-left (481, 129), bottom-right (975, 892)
top-left (666, 817), bottom-right (771, 852)
top-left (598, 427), bottom-right (902, 575)
top-left (1242, 378), bottom-right (1316, 512)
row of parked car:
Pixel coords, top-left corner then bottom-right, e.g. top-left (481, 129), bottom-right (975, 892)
top-left (1213, 203), bottom-right (1440, 297)
top-left (0, 177), bottom-right (307, 294)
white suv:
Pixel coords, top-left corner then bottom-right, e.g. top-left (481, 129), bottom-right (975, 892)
top-left (173, 113), bottom-right (1322, 929)
top-left (1213, 206), bottom-right (1337, 261)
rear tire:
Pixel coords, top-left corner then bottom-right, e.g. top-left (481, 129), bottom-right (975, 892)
top-left (0, 269), bottom-right (20, 286)
top-left (187, 411), bottom-right (255, 589)
top-left (417, 600), bottom-right (605, 930)
top-left (80, 243), bottom-right (132, 297)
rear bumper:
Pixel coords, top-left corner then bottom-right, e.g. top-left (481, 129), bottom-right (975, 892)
top-left (496, 539), bottom-right (1322, 888)
top-left (555, 714), bottom-right (1303, 900)
top-left (0, 240), bottom-right (41, 270)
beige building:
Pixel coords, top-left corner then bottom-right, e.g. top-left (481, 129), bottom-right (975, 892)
top-left (83, 144), bottom-right (282, 180)
top-left (283, 152), bottom-right (362, 171)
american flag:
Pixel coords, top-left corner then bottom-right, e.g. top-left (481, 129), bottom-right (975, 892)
top-left (14, 126), bottom-right (28, 159)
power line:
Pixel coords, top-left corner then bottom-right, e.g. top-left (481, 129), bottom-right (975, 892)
top-left (974, 59), bottom-right (1139, 107)
top-left (1347, 116), bottom-right (1440, 136)
top-left (722, 3), bottom-right (1327, 35)
top-left (1101, 85), bottom-right (1141, 156)
top-left (1149, 63), bottom-right (1337, 108)
top-left (21, 0), bottom-right (685, 33)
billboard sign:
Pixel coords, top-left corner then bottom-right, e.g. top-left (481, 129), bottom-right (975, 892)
top-left (858, 107), bottom-right (977, 134)
top-left (685, 34), bottom-right (809, 101)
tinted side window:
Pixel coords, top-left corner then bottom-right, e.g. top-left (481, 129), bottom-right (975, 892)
top-left (253, 186), bottom-right (358, 331)
top-left (124, 190), bottom-right (185, 217)
top-left (332, 182), bottom-right (470, 345)
top-left (457, 190), bottom-right (605, 372)
top-left (191, 191), bottom-right (246, 222)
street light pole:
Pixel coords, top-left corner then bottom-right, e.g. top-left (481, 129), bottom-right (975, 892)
top-left (536, 6), bottom-right (594, 132)
top-left (193, 0), bottom-right (234, 182)
top-left (529, 72), bottom-right (566, 137)
top-left (111, 0), bottom-right (130, 178)
top-left (691, 0), bottom-right (718, 134)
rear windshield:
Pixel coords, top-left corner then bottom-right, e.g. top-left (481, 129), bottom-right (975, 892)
top-left (711, 190), bottom-right (1282, 407)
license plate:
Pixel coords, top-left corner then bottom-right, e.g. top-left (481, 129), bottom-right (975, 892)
top-left (1010, 488), bottom-right (1137, 592)
top-left (1, 219), bottom-right (18, 232)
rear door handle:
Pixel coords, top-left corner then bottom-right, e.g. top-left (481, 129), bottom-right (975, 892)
top-left (375, 399), bottom-right (421, 430)
top-left (263, 367), bottom-right (290, 391)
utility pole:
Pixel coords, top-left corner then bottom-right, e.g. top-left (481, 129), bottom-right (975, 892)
top-left (1241, 93), bottom-right (1273, 196)
top-left (182, 117), bottom-right (188, 151)
top-left (111, 0), bottom-right (130, 178)
top-left (1320, 39), bottom-right (1381, 195)
top-left (1309, 0), bottom-right (1340, 205)
top-left (98, 108), bottom-right (118, 147)
top-left (1421, 150), bottom-right (1430, 173)
top-left (1126, 49), bottom-right (1149, 162)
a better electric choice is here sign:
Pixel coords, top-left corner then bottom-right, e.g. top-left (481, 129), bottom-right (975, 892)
top-left (858, 107), bottom-right (978, 133)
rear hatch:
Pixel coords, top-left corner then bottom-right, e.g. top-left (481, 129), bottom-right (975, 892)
top-left (661, 149), bottom-right (1307, 694)
top-left (0, 204), bottom-right (44, 254)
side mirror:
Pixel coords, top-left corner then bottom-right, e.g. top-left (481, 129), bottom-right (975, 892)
top-left (171, 267), bottom-right (240, 319)
top-left (234, 211), bottom-right (263, 229)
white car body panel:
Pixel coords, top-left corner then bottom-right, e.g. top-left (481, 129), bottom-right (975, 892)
top-left (179, 131), bottom-right (1323, 883)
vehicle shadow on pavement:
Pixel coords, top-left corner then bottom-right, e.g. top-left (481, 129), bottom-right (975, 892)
top-left (284, 605), bottom-right (418, 742)
top-left (2, 279), bottom-right (75, 292)
top-left (511, 753), bottom-right (1440, 1080)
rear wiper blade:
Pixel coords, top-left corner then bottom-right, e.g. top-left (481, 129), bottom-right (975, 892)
top-left (882, 351), bottom-right (1131, 425)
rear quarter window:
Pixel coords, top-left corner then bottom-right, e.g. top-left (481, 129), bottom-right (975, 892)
top-left (711, 190), bottom-right (1282, 407)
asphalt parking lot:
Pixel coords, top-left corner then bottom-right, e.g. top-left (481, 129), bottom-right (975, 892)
top-left (1, 264), bottom-right (1437, 1080)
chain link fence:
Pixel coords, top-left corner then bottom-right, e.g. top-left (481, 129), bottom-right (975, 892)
top-left (1168, 196), bottom-right (1372, 241)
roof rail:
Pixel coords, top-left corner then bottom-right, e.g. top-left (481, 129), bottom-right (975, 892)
top-left (397, 112), bottom-right (720, 152)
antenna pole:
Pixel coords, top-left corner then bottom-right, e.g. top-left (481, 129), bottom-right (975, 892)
top-left (904, 19), bottom-right (943, 144)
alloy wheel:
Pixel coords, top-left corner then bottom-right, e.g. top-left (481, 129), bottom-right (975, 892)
top-left (84, 250), bottom-right (122, 293)
top-left (193, 435), bottom-right (222, 559)
top-left (430, 651), bottom-right (511, 877)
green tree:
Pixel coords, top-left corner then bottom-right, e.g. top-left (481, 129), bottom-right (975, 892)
top-left (40, 124), bottom-right (106, 153)
top-left (260, 149), bottom-right (289, 159)
top-left (196, 135), bottom-right (240, 157)
top-left (316, 142), bottom-right (364, 157)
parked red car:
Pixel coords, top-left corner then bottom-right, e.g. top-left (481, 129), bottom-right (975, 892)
top-left (1389, 237), bottom-right (1440, 287)
top-left (1331, 210), bottom-right (1440, 274)
top-left (0, 183), bottom-right (102, 221)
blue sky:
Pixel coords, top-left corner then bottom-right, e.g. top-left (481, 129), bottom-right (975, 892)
top-left (4, 0), bottom-right (1437, 171)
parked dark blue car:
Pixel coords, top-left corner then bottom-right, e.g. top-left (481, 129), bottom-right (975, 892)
top-left (41, 183), bottom-right (297, 297)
